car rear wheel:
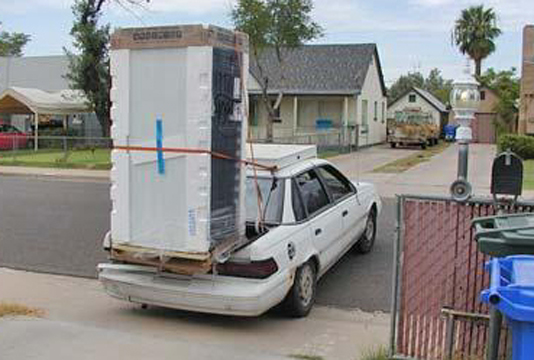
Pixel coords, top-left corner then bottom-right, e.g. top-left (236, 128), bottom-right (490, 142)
top-left (390, 142), bottom-right (396, 148)
top-left (282, 261), bottom-right (317, 317)
top-left (355, 210), bottom-right (377, 254)
top-left (421, 142), bottom-right (427, 150)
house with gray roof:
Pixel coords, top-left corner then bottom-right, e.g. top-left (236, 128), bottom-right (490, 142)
top-left (387, 87), bottom-right (449, 131)
top-left (247, 44), bottom-right (388, 146)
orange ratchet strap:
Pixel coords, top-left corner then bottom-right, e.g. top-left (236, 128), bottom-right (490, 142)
top-left (114, 145), bottom-right (277, 172)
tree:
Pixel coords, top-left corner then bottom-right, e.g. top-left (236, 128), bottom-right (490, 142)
top-left (65, 0), bottom-right (111, 137)
top-left (388, 68), bottom-right (453, 106)
top-left (0, 22), bottom-right (30, 56)
top-left (388, 68), bottom-right (453, 105)
top-left (65, 0), bottom-right (146, 137)
top-left (452, 5), bottom-right (502, 77)
top-left (387, 72), bottom-right (424, 103)
top-left (232, 0), bottom-right (323, 142)
top-left (424, 68), bottom-right (453, 104)
top-left (478, 67), bottom-right (520, 134)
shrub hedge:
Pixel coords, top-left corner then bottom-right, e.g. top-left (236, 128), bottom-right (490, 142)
top-left (498, 134), bottom-right (534, 159)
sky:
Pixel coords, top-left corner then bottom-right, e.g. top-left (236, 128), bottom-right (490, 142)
top-left (0, 0), bottom-right (531, 86)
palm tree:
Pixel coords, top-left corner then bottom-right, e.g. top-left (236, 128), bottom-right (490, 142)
top-left (452, 5), bottom-right (502, 77)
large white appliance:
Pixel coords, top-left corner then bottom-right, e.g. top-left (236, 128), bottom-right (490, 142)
top-left (109, 25), bottom-right (248, 261)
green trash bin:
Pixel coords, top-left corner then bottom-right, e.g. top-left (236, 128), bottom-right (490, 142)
top-left (472, 213), bottom-right (534, 257)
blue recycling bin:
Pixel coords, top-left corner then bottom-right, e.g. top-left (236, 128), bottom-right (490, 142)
top-left (481, 255), bottom-right (534, 360)
top-left (444, 124), bottom-right (457, 142)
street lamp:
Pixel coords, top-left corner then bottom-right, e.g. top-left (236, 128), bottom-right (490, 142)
top-left (450, 63), bottom-right (480, 201)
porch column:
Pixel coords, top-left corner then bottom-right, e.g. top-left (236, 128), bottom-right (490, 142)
top-left (34, 113), bottom-right (39, 151)
top-left (343, 96), bottom-right (349, 144)
top-left (293, 96), bottom-right (298, 136)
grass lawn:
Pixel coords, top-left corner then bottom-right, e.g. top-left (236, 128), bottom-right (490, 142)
top-left (0, 148), bottom-right (111, 170)
top-left (523, 160), bottom-right (534, 190)
top-left (373, 142), bottom-right (450, 173)
top-left (318, 150), bottom-right (343, 159)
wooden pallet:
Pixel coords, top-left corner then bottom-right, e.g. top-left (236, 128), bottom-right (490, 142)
top-left (111, 244), bottom-right (212, 275)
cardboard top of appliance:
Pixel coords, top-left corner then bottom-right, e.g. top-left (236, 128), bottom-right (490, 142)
top-left (111, 24), bottom-right (248, 53)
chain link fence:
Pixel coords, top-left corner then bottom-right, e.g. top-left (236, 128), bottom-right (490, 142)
top-left (249, 125), bottom-right (361, 156)
top-left (390, 195), bottom-right (534, 360)
top-left (0, 135), bottom-right (112, 169)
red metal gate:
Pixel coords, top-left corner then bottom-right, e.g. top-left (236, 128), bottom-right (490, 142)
top-left (390, 195), bottom-right (534, 360)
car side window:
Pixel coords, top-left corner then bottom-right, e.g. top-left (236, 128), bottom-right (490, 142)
top-left (295, 170), bottom-right (330, 216)
top-left (291, 180), bottom-right (306, 222)
top-left (316, 165), bottom-right (354, 202)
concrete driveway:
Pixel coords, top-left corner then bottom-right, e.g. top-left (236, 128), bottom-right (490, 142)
top-left (331, 143), bottom-right (498, 198)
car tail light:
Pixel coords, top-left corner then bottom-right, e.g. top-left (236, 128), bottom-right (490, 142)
top-left (216, 258), bottom-right (278, 279)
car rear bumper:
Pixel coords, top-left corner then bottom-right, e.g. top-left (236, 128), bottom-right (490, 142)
top-left (387, 136), bottom-right (426, 143)
top-left (98, 263), bottom-right (293, 317)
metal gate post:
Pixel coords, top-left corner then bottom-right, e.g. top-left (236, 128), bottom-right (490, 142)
top-left (389, 195), bottom-right (404, 358)
top-left (486, 307), bottom-right (503, 360)
top-left (444, 312), bottom-right (455, 360)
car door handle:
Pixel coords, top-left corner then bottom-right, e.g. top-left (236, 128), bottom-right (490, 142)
top-left (315, 228), bottom-right (322, 236)
top-left (342, 210), bottom-right (349, 217)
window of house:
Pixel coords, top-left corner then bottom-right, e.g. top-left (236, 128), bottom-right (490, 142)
top-left (381, 102), bottom-right (385, 123)
top-left (361, 99), bottom-right (368, 126)
top-left (374, 101), bottom-right (378, 121)
top-left (480, 91), bottom-right (486, 101)
top-left (294, 170), bottom-right (330, 216)
top-left (271, 100), bottom-right (281, 123)
top-left (249, 99), bottom-right (258, 126)
top-left (409, 94), bottom-right (416, 103)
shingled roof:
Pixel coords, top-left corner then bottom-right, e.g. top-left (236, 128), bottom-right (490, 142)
top-left (250, 44), bottom-right (386, 96)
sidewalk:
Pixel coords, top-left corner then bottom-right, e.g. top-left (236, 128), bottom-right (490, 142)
top-left (3, 143), bottom-right (525, 200)
top-left (331, 143), bottom-right (534, 199)
top-left (0, 165), bottom-right (109, 180)
top-left (0, 268), bottom-right (390, 360)
top-left (0, 144), bottom-right (413, 182)
top-left (361, 143), bottom-right (496, 198)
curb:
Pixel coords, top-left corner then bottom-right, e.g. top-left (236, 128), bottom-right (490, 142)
top-left (0, 167), bottom-right (110, 181)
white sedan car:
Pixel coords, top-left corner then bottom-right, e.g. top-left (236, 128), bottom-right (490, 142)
top-left (99, 157), bottom-right (381, 317)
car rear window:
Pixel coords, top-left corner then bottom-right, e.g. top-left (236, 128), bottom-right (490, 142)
top-left (245, 177), bottom-right (284, 224)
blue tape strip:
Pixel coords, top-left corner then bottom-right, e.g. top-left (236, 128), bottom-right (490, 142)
top-left (156, 118), bottom-right (165, 175)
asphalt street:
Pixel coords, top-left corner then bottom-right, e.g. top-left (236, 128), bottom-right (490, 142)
top-left (0, 175), bottom-right (395, 312)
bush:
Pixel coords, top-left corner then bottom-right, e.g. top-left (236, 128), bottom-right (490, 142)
top-left (498, 134), bottom-right (534, 159)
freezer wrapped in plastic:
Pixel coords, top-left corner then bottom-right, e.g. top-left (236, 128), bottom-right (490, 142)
top-left (108, 25), bottom-right (249, 273)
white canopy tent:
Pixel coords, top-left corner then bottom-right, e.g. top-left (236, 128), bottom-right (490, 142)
top-left (0, 86), bottom-right (91, 150)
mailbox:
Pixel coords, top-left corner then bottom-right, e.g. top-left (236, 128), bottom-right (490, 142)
top-left (491, 151), bottom-right (523, 197)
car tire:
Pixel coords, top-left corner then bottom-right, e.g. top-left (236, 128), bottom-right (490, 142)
top-left (282, 261), bottom-right (317, 318)
top-left (355, 210), bottom-right (377, 254)
top-left (390, 142), bottom-right (396, 148)
top-left (421, 142), bottom-right (427, 150)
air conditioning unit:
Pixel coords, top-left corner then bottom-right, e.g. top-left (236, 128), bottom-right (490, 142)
top-left (109, 25), bottom-right (249, 270)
